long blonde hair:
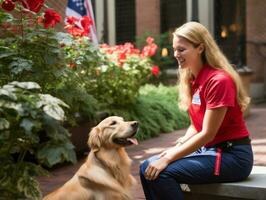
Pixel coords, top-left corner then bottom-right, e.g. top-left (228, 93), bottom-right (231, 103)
top-left (174, 22), bottom-right (250, 111)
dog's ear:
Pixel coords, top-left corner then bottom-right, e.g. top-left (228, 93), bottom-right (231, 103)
top-left (88, 127), bottom-right (101, 151)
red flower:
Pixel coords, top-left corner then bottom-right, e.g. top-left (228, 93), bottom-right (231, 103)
top-left (64, 16), bottom-right (93, 37)
top-left (80, 16), bottom-right (93, 33)
top-left (66, 26), bottom-right (84, 37)
top-left (43, 9), bottom-right (61, 28)
top-left (66, 16), bottom-right (78, 25)
top-left (1, 0), bottom-right (15, 11)
top-left (141, 43), bottom-right (158, 57)
top-left (37, 15), bottom-right (43, 25)
top-left (146, 37), bottom-right (154, 45)
top-left (151, 66), bottom-right (160, 76)
top-left (100, 43), bottom-right (109, 48)
top-left (118, 51), bottom-right (127, 65)
top-left (22, 0), bottom-right (45, 13)
top-left (68, 63), bottom-right (77, 69)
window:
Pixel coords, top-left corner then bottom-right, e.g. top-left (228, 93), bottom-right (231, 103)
top-left (214, 0), bottom-right (246, 67)
top-left (115, 0), bottom-right (136, 44)
top-left (160, 0), bottom-right (186, 33)
top-left (160, 0), bottom-right (187, 69)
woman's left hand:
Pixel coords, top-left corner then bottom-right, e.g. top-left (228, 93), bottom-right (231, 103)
top-left (144, 156), bottom-right (170, 180)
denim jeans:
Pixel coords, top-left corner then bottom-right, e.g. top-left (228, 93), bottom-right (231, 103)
top-left (139, 145), bottom-right (253, 200)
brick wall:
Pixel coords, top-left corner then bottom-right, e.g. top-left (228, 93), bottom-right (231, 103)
top-left (246, 0), bottom-right (266, 83)
top-left (246, 0), bottom-right (266, 99)
top-left (136, 0), bottom-right (160, 36)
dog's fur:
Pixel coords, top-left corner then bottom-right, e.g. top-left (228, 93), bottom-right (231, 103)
top-left (43, 116), bottom-right (138, 200)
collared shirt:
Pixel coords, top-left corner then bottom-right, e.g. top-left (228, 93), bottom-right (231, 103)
top-left (188, 64), bottom-right (249, 147)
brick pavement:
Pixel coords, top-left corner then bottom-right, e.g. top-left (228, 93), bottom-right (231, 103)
top-left (38, 103), bottom-right (266, 199)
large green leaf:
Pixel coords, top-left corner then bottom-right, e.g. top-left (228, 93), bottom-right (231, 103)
top-left (0, 88), bottom-right (17, 100)
top-left (20, 118), bottom-right (35, 134)
top-left (17, 177), bottom-right (41, 200)
top-left (38, 94), bottom-right (69, 108)
top-left (0, 51), bottom-right (16, 59)
top-left (55, 32), bottom-right (74, 46)
top-left (43, 104), bottom-right (65, 121)
top-left (0, 118), bottom-right (9, 130)
top-left (9, 58), bottom-right (33, 74)
top-left (37, 143), bottom-right (76, 167)
top-left (0, 101), bottom-right (25, 115)
top-left (10, 81), bottom-right (41, 90)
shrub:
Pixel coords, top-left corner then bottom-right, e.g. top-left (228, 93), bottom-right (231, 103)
top-left (0, 81), bottom-right (76, 199)
top-left (103, 84), bottom-right (190, 140)
top-left (90, 41), bottom-right (160, 107)
top-left (0, 5), bottom-right (99, 124)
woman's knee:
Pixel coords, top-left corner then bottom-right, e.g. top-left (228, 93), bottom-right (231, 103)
top-left (139, 155), bottom-right (160, 176)
top-left (139, 160), bottom-right (149, 176)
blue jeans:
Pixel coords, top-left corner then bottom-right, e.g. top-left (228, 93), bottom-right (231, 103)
top-left (139, 145), bottom-right (253, 200)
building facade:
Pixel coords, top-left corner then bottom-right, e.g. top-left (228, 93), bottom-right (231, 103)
top-left (48, 0), bottom-right (266, 101)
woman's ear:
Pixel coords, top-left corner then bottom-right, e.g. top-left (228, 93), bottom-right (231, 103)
top-left (88, 127), bottom-right (101, 151)
top-left (198, 43), bottom-right (205, 54)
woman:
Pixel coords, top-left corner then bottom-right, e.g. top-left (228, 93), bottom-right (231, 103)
top-left (139, 22), bottom-right (253, 200)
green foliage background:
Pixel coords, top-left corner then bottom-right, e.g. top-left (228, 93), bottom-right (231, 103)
top-left (103, 84), bottom-right (189, 141)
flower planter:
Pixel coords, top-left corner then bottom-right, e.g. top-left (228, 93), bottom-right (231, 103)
top-left (69, 121), bottom-right (94, 155)
top-left (68, 112), bottom-right (109, 155)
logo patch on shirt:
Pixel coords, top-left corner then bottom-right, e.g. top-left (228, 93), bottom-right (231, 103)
top-left (192, 91), bottom-right (201, 105)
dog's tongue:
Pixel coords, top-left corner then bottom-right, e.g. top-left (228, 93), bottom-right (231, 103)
top-left (127, 137), bottom-right (138, 145)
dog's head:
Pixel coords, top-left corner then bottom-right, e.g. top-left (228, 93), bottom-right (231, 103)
top-left (88, 116), bottom-right (139, 151)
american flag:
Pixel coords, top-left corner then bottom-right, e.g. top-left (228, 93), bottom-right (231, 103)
top-left (66, 0), bottom-right (98, 45)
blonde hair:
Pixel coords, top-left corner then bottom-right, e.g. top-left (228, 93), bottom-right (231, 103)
top-left (173, 22), bottom-right (250, 111)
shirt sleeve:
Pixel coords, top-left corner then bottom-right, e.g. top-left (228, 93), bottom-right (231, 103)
top-left (204, 73), bottom-right (236, 109)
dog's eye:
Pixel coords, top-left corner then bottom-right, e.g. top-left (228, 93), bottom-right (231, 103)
top-left (110, 121), bottom-right (117, 126)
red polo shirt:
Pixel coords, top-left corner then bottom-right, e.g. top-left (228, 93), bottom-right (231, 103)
top-left (188, 64), bottom-right (249, 147)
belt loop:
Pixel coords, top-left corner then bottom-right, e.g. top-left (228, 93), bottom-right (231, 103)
top-left (226, 141), bottom-right (233, 149)
top-left (214, 148), bottom-right (222, 176)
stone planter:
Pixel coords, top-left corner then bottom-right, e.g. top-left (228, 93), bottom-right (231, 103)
top-left (69, 121), bottom-right (95, 155)
top-left (68, 112), bottom-right (109, 155)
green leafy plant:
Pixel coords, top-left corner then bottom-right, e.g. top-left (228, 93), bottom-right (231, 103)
top-left (0, 81), bottom-right (76, 199)
top-left (90, 41), bottom-right (160, 107)
top-left (0, 5), bottom-right (99, 124)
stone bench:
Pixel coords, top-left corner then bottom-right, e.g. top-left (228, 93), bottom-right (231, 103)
top-left (181, 166), bottom-right (266, 200)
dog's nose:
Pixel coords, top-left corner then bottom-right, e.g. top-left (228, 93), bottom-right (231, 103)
top-left (131, 121), bottom-right (138, 129)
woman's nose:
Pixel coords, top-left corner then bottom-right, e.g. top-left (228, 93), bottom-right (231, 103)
top-left (174, 51), bottom-right (180, 58)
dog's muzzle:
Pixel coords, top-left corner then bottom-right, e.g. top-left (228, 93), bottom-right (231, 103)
top-left (113, 122), bottom-right (139, 146)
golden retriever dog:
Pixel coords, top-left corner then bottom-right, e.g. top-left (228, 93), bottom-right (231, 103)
top-left (43, 116), bottom-right (139, 200)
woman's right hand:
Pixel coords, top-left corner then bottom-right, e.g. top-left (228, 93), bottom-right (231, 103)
top-left (144, 156), bottom-right (170, 180)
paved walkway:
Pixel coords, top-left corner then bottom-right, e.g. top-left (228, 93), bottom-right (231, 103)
top-left (38, 103), bottom-right (266, 199)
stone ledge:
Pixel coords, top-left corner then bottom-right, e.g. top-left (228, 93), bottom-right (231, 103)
top-left (181, 166), bottom-right (266, 200)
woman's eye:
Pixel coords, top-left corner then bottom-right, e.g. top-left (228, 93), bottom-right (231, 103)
top-left (110, 121), bottom-right (117, 125)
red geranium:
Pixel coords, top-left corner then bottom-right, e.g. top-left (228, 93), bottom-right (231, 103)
top-left (43, 9), bottom-right (61, 28)
top-left (146, 36), bottom-right (154, 45)
top-left (66, 16), bottom-right (79, 25)
top-left (21, 0), bottom-right (44, 13)
top-left (65, 16), bottom-right (93, 37)
top-left (142, 43), bottom-right (158, 57)
top-left (1, 0), bottom-right (15, 12)
top-left (151, 65), bottom-right (160, 76)
top-left (80, 16), bottom-right (93, 33)
top-left (141, 37), bottom-right (158, 57)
